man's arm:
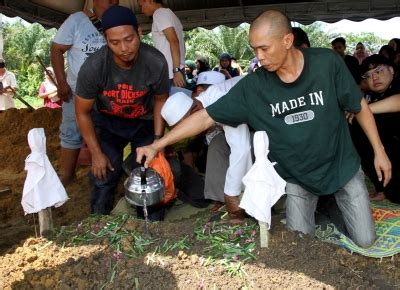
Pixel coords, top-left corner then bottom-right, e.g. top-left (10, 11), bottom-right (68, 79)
top-left (137, 108), bottom-right (215, 167)
top-left (163, 27), bottom-right (185, 87)
top-left (50, 43), bottom-right (72, 102)
top-left (369, 94), bottom-right (400, 114)
top-left (153, 93), bottom-right (168, 137)
top-left (75, 96), bottom-right (114, 180)
top-left (355, 98), bottom-right (392, 186)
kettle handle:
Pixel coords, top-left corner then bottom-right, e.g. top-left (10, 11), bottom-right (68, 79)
top-left (140, 157), bottom-right (146, 185)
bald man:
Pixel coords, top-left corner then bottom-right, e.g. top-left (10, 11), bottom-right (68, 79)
top-left (137, 10), bottom-right (391, 248)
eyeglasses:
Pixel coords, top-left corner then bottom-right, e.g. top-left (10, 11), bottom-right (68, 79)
top-left (362, 65), bottom-right (388, 80)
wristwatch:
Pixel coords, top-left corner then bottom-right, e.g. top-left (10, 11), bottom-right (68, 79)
top-left (173, 67), bottom-right (182, 74)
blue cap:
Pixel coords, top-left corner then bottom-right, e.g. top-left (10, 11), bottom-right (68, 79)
top-left (101, 6), bottom-right (138, 32)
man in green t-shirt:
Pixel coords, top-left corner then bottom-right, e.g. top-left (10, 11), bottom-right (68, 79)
top-left (136, 10), bottom-right (392, 248)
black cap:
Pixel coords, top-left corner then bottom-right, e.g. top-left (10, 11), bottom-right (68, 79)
top-left (361, 54), bottom-right (394, 74)
top-left (101, 5), bottom-right (138, 32)
top-left (219, 53), bottom-right (231, 60)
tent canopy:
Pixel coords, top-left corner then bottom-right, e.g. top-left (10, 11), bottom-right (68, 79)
top-left (1, 0), bottom-right (400, 31)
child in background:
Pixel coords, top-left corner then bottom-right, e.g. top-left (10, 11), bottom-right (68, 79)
top-left (38, 67), bottom-right (61, 109)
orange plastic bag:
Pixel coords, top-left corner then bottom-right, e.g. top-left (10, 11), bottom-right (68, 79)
top-left (149, 152), bottom-right (176, 205)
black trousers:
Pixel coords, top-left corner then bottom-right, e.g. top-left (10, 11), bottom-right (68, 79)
top-left (350, 121), bottom-right (400, 203)
top-left (90, 112), bottom-right (159, 215)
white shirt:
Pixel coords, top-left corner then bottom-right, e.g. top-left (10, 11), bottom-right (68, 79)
top-left (196, 76), bottom-right (244, 108)
top-left (196, 76), bottom-right (252, 196)
top-left (240, 131), bottom-right (286, 227)
top-left (152, 8), bottom-right (185, 79)
top-left (0, 69), bottom-right (17, 110)
top-left (53, 12), bottom-right (106, 92)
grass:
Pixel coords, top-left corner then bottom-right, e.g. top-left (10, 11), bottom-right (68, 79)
top-left (15, 95), bottom-right (44, 109)
top-left (52, 214), bottom-right (259, 278)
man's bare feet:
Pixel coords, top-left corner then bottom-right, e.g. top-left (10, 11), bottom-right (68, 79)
top-left (369, 191), bottom-right (386, 201)
top-left (224, 194), bottom-right (245, 224)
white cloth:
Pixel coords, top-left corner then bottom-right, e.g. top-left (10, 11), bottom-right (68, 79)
top-left (196, 76), bottom-right (244, 108)
top-left (0, 69), bottom-right (17, 110)
top-left (196, 76), bottom-right (252, 196)
top-left (197, 76), bottom-right (244, 144)
top-left (21, 128), bottom-right (68, 214)
top-left (240, 131), bottom-right (286, 228)
top-left (53, 12), bottom-right (106, 91)
top-left (152, 8), bottom-right (185, 79)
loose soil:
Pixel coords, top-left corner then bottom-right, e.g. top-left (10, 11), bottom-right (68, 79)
top-left (0, 108), bottom-right (399, 289)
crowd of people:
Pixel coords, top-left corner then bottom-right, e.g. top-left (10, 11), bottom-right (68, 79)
top-left (1, 1), bottom-right (399, 249)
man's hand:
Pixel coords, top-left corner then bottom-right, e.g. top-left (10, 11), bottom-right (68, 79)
top-left (173, 71), bottom-right (185, 87)
top-left (58, 81), bottom-right (72, 102)
top-left (91, 151), bottom-right (114, 181)
top-left (374, 150), bottom-right (392, 187)
top-left (219, 69), bottom-right (231, 79)
top-left (2, 86), bottom-right (15, 95)
top-left (136, 143), bottom-right (159, 168)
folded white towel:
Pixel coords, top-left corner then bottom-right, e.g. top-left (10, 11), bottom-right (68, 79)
top-left (21, 128), bottom-right (68, 214)
top-left (240, 131), bottom-right (286, 228)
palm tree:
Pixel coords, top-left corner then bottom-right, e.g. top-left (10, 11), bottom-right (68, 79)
top-left (3, 20), bottom-right (56, 99)
top-left (185, 24), bottom-right (253, 70)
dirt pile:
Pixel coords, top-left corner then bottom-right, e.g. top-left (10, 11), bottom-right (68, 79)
top-left (0, 108), bottom-right (61, 223)
top-left (0, 108), bottom-right (399, 289)
top-left (0, 215), bottom-right (399, 289)
top-left (0, 108), bottom-right (92, 251)
top-left (0, 108), bottom-right (61, 174)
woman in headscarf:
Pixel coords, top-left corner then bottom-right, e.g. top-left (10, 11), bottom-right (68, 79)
top-left (213, 52), bottom-right (240, 79)
top-left (388, 38), bottom-right (400, 67)
top-left (184, 60), bottom-right (196, 90)
top-left (193, 55), bottom-right (210, 83)
top-left (388, 38), bottom-right (400, 52)
top-left (379, 45), bottom-right (396, 62)
top-left (353, 42), bottom-right (369, 65)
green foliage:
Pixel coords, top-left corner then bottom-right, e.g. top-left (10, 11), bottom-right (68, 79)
top-left (300, 22), bottom-right (388, 54)
top-left (1, 18), bottom-right (389, 108)
top-left (301, 22), bottom-right (333, 48)
top-left (185, 24), bottom-right (253, 70)
top-left (3, 20), bottom-right (56, 101)
top-left (341, 33), bottom-right (387, 54)
top-left (140, 33), bottom-right (154, 46)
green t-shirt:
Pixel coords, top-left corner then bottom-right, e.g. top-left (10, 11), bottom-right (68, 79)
top-left (206, 48), bottom-right (362, 195)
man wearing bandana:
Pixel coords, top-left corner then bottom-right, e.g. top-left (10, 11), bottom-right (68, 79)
top-left (75, 6), bottom-right (169, 216)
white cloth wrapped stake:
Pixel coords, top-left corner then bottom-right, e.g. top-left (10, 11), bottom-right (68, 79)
top-left (240, 131), bottom-right (286, 228)
top-left (21, 128), bottom-right (68, 214)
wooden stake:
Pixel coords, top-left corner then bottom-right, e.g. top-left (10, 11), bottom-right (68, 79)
top-left (259, 221), bottom-right (269, 248)
top-left (38, 207), bottom-right (53, 237)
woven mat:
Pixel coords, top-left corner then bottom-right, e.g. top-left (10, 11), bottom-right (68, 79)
top-left (315, 200), bottom-right (400, 258)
